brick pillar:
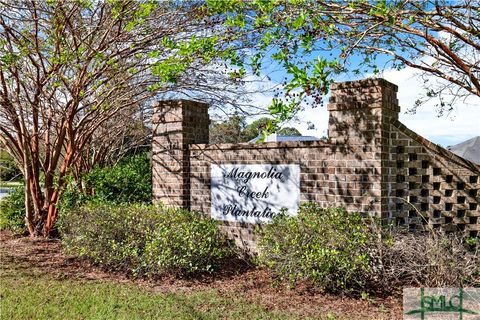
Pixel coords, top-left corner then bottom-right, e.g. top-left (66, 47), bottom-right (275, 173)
top-left (327, 78), bottom-right (399, 220)
top-left (152, 100), bottom-right (209, 209)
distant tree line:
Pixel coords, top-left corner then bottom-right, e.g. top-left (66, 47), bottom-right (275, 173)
top-left (209, 115), bottom-right (301, 144)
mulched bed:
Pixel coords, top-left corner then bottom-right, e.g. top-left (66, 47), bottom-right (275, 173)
top-left (0, 230), bottom-right (402, 319)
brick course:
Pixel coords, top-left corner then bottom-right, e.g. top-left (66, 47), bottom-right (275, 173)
top-left (152, 100), bottom-right (209, 208)
top-left (152, 79), bottom-right (480, 249)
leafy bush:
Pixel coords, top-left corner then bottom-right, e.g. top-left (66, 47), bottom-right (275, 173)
top-left (0, 185), bottom-right (26, 233)
top-left (60, 204), bottom-right (234, 276)
top-left (60, 204), bottom-right (155, 272)
top-left (256, 204), bottom-right (376, 293)
top-left (0, 153), bottom-right (151, 232)
top-left (143, 209), bottom-right (233, 275)
top-left (59, 180), bottom-right (90, 211)
top-left (60, 152), bottom-right (151, 210)
top-left (84, 153), bottom-right (151, 204)
top-left (257, 203), bottom-right (480, 295)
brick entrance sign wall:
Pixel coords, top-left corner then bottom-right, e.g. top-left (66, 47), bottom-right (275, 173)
top-left (152, 78), bottom-right (480, 249)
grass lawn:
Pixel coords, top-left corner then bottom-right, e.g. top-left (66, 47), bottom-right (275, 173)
top-left (1, 268), bottom-right (308, 320)
top-left (0, 232), bottom-right (401, 319)
top-left (0, 247), bottom-right (335, 320)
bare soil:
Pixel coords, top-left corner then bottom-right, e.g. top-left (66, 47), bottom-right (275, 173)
top-left (0, 230), bottom-right (403, 319)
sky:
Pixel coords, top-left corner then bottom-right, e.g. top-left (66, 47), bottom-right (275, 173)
top-left (243, 65), bottom-right (480, 148)
top-left (234, 25), bottom-right (480, 148)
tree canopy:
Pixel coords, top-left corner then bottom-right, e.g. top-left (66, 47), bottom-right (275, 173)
top-left (241, 117), bottom-right (301, 142)
top-left (205, 0), bottom-right (480, 118)
top-left (0, 0), bottom-right (252, 236)
top-left (2, 0), bottom-right (479, 236)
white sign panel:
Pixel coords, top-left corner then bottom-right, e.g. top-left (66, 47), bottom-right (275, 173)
top-left (211, 164), bottom-right (300, 223)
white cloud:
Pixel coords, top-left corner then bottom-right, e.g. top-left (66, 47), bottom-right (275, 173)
top-left (282, 67), bottom-right (480, 147)
top-left (235, 63), bottom-right (479, 148)
top-left (382, 67), bottom-right (480, 147)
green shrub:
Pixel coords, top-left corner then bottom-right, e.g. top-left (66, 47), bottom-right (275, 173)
top-left (0, 185), bottom-right (26, 233)
top-left (0, 153), bottom-right (151, 232)
top-left (59, 181), bottom-right (90, 210)
top-left (60, 152), bottom-right (151, 210)
top-left (257, 203), bottom-right (480, 295)
top-left (256, 203), bottom-right (377, 293)
top-left (84, 153), bottom-right (151, 204)
top-left (144, 209), bottom-right (232, 275)
top-left (60, 204), bottom-right (156, 272)
top-left (59, 204), bottom-right (234, 276)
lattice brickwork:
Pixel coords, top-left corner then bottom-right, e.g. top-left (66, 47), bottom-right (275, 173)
top-left (152, 79), bottom-right (480, 249)
top-left (387, 122), bottom-right (479, 237)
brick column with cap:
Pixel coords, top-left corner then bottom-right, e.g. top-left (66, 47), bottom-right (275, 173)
top-left (152, 100), bottom-right (209, 209)
top-left (327, 78), bottom-right (400, 220)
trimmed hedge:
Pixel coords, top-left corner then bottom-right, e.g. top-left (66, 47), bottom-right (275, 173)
top-left (59, 204), bottom-right (234, 276)
top-left (256, 204), bottom-right (376, 293)
top-left (256, 203), bottom-right (480, 295)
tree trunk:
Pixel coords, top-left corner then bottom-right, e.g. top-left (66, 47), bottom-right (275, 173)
top-left (24, 184), bottom-right (35, 236)
top-left (33, 209), bottom-right (47, 237)
top-left (43, 192), bottom-right (61, 236)
top-left (26, 202), bottom-right (59, 237)
top-left (23, 172), bottom-right (62, 238)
